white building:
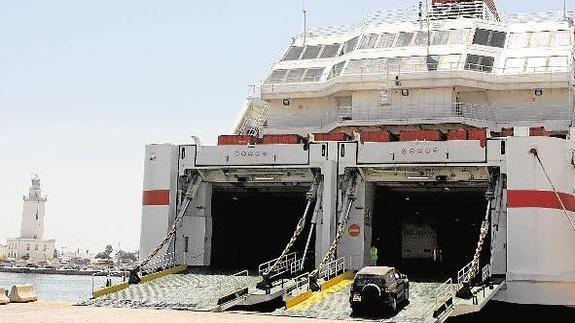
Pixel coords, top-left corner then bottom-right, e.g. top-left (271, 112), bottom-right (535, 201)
top-left (7, 175), bottom-right (56, 262)
top-left (0, 245), bottom-right (7, 260)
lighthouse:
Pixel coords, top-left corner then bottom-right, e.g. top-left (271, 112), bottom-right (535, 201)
top-left (6, 175), bottom-right (56, 262)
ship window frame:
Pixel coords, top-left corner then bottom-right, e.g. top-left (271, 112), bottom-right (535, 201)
top-left (328, 61), bottom-right (347, 79)
top-left (377, 33), bottom-right (396, 48)
top-left (266, 69), bottom-right (289, 84)
top-left (473, 29), bottom-right (506, 48)
top-left (285, 68), bottom-right (306, 83)
top-left (359, 33), bottom-right (380, 49)
top-left (340, 36), bottom-right (359, 56)
top-left (432, 30), bottom-right (450, 45)
top-left (282, 46), bottom-right (304, 61)
top-left (302, 67), bottom-right (325, 82)
top-left (395, 32), bottom-right (415, 47)
top-left (320, 43), bottom-right (341, 58)
top-left (301, 45), bottom-right (322, 60)
top-left (464, 54), bottom-right (495, 73)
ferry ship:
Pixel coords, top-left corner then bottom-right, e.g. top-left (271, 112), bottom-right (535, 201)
top-left (134, 0), bottom-right (575, 320)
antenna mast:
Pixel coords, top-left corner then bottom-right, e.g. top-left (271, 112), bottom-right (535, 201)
top-left (563, 0), bottom-right (567, 21)
top-left (303, 0), bottom-right (308, 46)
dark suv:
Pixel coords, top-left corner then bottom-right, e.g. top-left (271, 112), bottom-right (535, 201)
top-left (349, 266), bottom-right (409, 314)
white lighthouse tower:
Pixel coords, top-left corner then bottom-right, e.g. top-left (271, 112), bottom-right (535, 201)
top-left (6, 175), bottom-right (56, 262)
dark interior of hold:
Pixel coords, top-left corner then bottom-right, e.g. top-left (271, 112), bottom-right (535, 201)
top-left (210, 187), bottom-right (315, 272)
top-left (372, 186), bottom-right (490, 281)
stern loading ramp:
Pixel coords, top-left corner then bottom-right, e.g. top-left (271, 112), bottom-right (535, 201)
top-left (126, 131), bottom-right (507, 321)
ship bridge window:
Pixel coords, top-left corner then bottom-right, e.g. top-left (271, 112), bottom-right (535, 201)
top-left (302, 68), bottom-right (324, 82)
top-left (530, 32), bottom-right (552, 47)
top-left (377, 33), bottom-right (396, 48)
top-left (395, 32), bottom-right (414, 47)
top-left (432, 30), bottom-right (449, 45)
top-left (285, 68), bottom-right (306, 82)
top-left (526, 57), bottom-right (549, 73)
top-left (340, 37), bottom-right (359, 56)
top-left (438, 54), bottom-right (462, 70)
top-left (320, 43), bottom-right (341, 58)
top-left (504, 56), bottom-right (569, 74)
top-left (283, 46), bottom-right (304, 61)
top-left (359, 33), bottom-right (380, 49)
top-left (266, 69), bottom-right (289, 83)
top-left (302, 45), bottom-right (322, 60)
top-left (507, 33), bottom-right (530, 48)
top-left (551, 30), bottom-right (571, 46)
top-left (473, 29), bottom-right (506, 48)
top-left (448, 29), bottom-right (471, 44)
top-left (412, 31), bottom-right (429, 46)
top-left (345, 58), bottom-right (387, 75)
top-left (465, 54), bottom-right (494, 72)
top-left (548, 56), bottom-right (569, 72)
top-left (504, 57), bottom-right (525, 74)
top-left (328, 61), bottom-right (346, 79)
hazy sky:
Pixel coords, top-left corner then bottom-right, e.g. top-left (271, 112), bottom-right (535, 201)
top-left (0, 0), bottom-right (571, 253)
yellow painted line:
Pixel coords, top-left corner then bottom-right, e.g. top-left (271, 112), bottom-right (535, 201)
top-left (289, 279), bottom-right (353, 312)
top-left (320, 270), bottom-right (354, 291)
top-left (285, 290), bottom-right (313, 309)
top-left (92, 265), bottom-right (188, 298)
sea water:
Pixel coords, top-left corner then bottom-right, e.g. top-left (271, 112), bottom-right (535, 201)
top-left (0, 272), bottom-right (124, 302)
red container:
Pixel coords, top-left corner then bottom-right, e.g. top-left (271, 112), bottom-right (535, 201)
top-left (399, 130), bottom-right (444, 142)
top-left (529, 127), bottom-right (548, 137)
top-left (360, 131), bottom-right (392, 143)
top-left (501, 128), bottom-right (514, 137)
top-left (217, 135), bottom-right (260, 145)
top-left (312, 132), bottom-right (351, 142)
top-left (447, 129), bottom-right (467, 141)
top-left (467, 128), bottom-right (487, 147)
top-left (262, 134), bottom-right (305, 144)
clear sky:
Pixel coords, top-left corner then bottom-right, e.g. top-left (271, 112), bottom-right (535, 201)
top-left (0, 0), bottom-right (572, 254)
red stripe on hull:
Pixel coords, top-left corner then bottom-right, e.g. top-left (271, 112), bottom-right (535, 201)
top-left (507, 190), bottom-right (575, 212)
top-left (143, 190), bottom-right (170, 206)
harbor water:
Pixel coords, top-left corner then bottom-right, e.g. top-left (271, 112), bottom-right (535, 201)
top-left (0, 272), bottom-right (124, 302)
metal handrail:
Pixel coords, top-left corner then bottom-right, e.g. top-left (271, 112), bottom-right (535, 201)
top-left (457, 260), bottom-right (478, 285)
top-left (319, 256), bottom-right (347, 281)
top-left (424, 278), bottom-right (457, 318)
top-left (265, 101), bottom-right (572, 130)
top-left (258, 252), bottom-right (301, 280)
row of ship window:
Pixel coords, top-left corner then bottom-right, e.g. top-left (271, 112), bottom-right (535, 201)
top-left (7, 243), bottom-right (49, 251)
top-left (282, 29), bottom-right (572, 61)
top-left (267, 54), bottom-right (570, 84)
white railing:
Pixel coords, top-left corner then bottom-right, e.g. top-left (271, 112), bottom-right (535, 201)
top-left (266, 101), bottom-right (572, 131)
top-left (457, 260), bottom-right (479, 285)
top-left (425, 278), bottom-right (457, 318)
top-left (91, 270), bottom-right (128, 294)
top-left (481, 264), bottom-right (491, 282)
top-left (258, 252), bottom-right (302, 281)
top-left (503, 10), bottom-right (575, 23)
top-left (318, 256), bottom-right (347, 281)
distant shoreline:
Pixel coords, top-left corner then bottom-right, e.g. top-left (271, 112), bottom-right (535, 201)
top-left (0, 267), bottom-right (126, 276)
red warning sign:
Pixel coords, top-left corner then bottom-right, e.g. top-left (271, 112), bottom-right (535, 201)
top-left (348, 224), bottom-right (361, 237)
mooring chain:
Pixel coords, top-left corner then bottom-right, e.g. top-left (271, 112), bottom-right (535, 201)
top-left (263, 173), bottom-right (321, 276)
top-left (464, 201), bottom-right (491, 283)
top-left (136, 174), bottom-right (202, 271)
top-left (310, 171), bottom-right (359, 279)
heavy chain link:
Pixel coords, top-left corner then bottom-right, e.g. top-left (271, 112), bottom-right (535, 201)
top-left (263, 172), bottom-right (321, 276)
top-left (135, 174), bottom-right (202, 271)
top-left (311, 171), bottom-right (359, 278)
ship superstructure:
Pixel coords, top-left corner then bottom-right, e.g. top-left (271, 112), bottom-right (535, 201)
top-left (138, 1), bottom-right (575, 319)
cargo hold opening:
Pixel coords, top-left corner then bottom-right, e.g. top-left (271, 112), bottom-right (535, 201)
top-left (371, 184), bottom-right (490, 281)
top-left (210, 185), bottom-right (315, 271)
